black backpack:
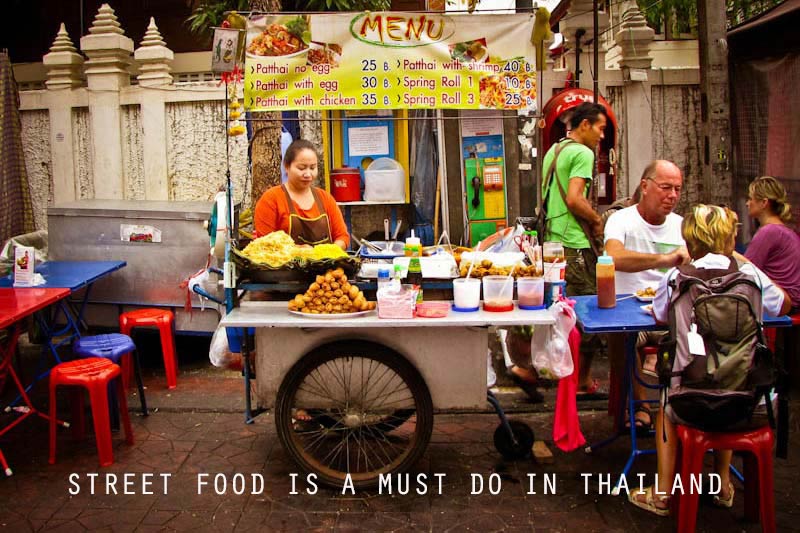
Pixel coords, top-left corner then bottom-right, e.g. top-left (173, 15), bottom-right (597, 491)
top-left (656, 257), bottom-right (777, 431)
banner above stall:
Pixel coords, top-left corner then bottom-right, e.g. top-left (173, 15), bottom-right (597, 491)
top-left (243, 12), bottom-right (536, 111)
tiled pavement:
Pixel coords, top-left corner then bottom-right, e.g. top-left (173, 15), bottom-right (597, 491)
top-left (0, 337), bottom-right (799, 532)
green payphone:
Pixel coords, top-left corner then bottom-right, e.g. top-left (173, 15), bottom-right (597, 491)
top-left (461, 114), bottom-right (507, 247)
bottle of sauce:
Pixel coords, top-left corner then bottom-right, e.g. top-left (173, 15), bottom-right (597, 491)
top-left (407, 257), bottom-right (423, 303)
top-left (404, 236), bottom-right (421, 257)
top-left (596, 252), bottom-right (616, 308)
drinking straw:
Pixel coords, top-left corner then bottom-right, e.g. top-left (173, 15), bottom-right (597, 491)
top-left (466, 257), bottom-right (476, 279)
top-left (500, 263), bottom-right (517, 296)
top-left (544, 258), bottom-right (563, 279)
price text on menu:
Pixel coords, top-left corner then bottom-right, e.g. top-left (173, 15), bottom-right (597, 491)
top-left (244, 12), bottom-right (537, 111)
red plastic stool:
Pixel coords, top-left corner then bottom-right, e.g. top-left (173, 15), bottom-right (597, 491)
top-left (673, 424), bottom-right (775, 533)
top-left (119, 308), bottom-right (178, 389)
top-left (49, 358), bottom-right (134, 467)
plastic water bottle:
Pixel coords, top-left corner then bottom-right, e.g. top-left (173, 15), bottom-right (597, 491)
top-left (377, 267), bottom-right (391, 292)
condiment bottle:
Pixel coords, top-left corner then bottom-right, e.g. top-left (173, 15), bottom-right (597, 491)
top-left (596, 252), bottom-right (616, 308)
top-left (405, 236), bottom-right (421, 257)
top-left (407, 257), bottom-right (423, 303)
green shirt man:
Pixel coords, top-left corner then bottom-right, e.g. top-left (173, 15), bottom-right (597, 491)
top-left (539, 102), bottom-right (608, 394)
top-left (542, 140), bottom-right (595, 249)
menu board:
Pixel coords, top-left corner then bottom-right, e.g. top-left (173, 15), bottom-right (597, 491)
top-left (244, 12), bottom-right (536, 111)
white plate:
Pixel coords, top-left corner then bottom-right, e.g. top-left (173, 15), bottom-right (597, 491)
top-left (640, 304), bottom-right (653, 314)
top-left (289, 309), bottom-right (374, 319)
top-left (635, 294), bottom-right (655, 302)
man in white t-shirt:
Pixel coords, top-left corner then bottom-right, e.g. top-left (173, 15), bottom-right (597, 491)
top-left (604, 160), bottom-right (689, 292)
top-left (602, 160), bottom-right (690, 432)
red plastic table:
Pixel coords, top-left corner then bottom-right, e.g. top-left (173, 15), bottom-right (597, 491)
top-left (0, 287), bottom-right (70, 476)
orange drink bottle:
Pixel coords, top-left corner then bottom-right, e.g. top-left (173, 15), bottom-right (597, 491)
top-left (596, 253), bottom-right (616, 308)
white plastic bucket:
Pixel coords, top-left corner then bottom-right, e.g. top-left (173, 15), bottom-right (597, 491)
top-left (543, 261), bottom-right (566, 282)
top-left (453, 278), bottom-right (481, 310)
top-left (364, 158), bottom-right (405, 202)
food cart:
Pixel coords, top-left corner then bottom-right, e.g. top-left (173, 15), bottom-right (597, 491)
top-left (215, 10), bottom-right (545, 488)
top-left (221, 302), bottom-right (553, 489)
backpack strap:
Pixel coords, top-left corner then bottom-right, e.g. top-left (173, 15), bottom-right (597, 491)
top-left (548, 139), bottom-right (603, 256)
top-left (541, 139), bottom-right (575, 212)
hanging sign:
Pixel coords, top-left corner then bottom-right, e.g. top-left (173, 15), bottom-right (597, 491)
top-left (211, 28), bottom-right (245, 73)
top-left (244, 12), bottom-right (536, 111)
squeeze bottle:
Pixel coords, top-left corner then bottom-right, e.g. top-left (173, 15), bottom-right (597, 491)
top-left (596, 252), bottom-right (616, 309)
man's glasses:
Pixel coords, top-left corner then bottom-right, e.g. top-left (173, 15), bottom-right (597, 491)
top-left (646, 177), bottom-right (682, 194)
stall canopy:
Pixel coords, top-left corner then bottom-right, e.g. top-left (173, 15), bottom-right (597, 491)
top-left (729, 0), bottom-right (800, 238)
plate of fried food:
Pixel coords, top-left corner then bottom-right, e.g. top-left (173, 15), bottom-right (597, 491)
top-left (635, 287), bottom-right (656, 302)
top-left (287, 268), bottom-right (376, 316)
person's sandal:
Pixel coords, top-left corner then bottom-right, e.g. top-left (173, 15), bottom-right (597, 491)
top-left (628, 485), bottom-right (670, 516)
top-left (713, 481), bottom-right (735, 508)
top-left (625, 406), bottom-right (653, 437)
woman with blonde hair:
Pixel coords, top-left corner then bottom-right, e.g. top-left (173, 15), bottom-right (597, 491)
top-left (628, 204), bottom-right (790, 517)
top-left (745, 176), bottom-right (800, 313)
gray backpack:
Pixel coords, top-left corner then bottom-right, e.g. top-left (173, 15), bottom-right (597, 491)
top-left (656, 257), bottom-right (776, 431)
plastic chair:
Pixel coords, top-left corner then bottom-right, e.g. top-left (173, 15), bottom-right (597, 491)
top-left (49, 358), bottom-right (134, 467)
top-left (119, 309), bottom-right (178, 389)
top-left (73, 333), bottom-right (147, 417)
top-left (673, 424), bottom-right (775, 533)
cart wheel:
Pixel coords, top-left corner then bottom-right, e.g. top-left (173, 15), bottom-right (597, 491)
top-left (275, 340), bottom-right (433, 490)
top-left (493, 420), bottom-right (534, 460)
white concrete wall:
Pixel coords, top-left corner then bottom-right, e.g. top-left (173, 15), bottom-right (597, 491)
top-left (18, 82), bottom-right (251, 230)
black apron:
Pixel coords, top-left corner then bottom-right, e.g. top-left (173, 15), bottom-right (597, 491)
top-left (281, 185), bottom-right (333, 246)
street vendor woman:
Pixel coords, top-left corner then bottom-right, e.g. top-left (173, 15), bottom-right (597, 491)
top-left (254, 139), bottom-right (350, 250)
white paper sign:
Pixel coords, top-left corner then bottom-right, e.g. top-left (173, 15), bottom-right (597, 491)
top-left (13, 245), bottom-right (34, 287)
top-left (348, 126), bottom-right (390, 157)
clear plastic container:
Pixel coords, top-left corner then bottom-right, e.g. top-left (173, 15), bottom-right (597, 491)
top-left (377, 283), bottom-right (418, 319)
top-left (517, 277), bottom-right (544, 309)
top-left (543, 241), bottom-right (565, 263)
top-left (482, 275), bottom-right (514, 312)
top-left (415, 301), bottom-right (450, 318)
top-left (453, 278), bottom-right (481, 311)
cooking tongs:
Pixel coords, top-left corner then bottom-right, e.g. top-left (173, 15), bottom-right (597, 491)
top-left (353, 235), bottom-right (383, 253)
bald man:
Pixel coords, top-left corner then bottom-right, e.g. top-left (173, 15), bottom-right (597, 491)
top-left (603, 160), bottom-right (690, 431)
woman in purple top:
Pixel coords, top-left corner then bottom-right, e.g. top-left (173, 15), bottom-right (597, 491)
top-left (745, 176), bottom-right (799, 313)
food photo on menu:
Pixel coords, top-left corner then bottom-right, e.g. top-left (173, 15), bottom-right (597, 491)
top-left (307, 41), bottom-right (343, 66)
top-left (246, 14), bottom-right (311, 58)
top-left (448, 38), bottom-right (488, 63)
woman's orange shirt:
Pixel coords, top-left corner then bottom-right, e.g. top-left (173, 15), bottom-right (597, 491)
top-left (254, 186), bottom-right (350, 248)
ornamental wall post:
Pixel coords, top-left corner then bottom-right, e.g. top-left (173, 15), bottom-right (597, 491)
top-left (134, 18), bottom-right (173, 199)
top-left (80, 3), bottom-right (133, 199)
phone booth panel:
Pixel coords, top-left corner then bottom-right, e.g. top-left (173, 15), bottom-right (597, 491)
top-left (541, 89), bottom-right (618, 205)
top-left (460, 112), bottom-right (508, 247)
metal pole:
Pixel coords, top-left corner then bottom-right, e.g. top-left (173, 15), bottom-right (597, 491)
top-left (593, 0), bottom-right (599, 103)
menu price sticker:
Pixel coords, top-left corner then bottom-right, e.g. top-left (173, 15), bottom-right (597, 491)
top-left (244, 12), bottom-right (536, 111)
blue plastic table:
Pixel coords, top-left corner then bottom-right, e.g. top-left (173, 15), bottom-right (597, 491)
top-left (1, 261), bottom-right (126, 405)
top-left (572, 294), bottom-right (791, 493)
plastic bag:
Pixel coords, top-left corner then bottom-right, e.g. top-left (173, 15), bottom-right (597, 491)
top-left (475, 224), bottom-right (526, 253)
top-left (0, 230), bottom-right (48, 276)
top-left (209, 324), bottom-right (242, 370)
top-left (531, 301), bottom-right (576, 379)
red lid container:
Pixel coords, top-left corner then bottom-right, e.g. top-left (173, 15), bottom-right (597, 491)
top-left (330, 168), bottom-right (361, 202)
